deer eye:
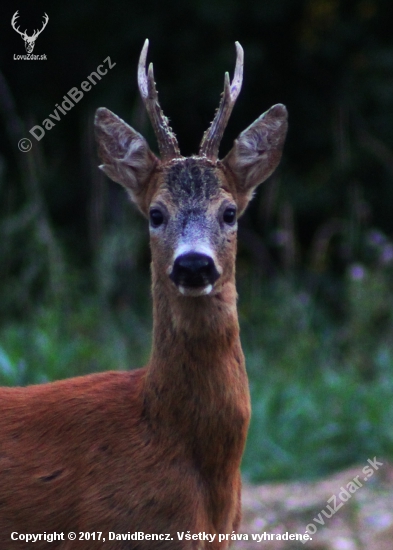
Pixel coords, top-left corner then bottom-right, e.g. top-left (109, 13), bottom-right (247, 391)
top-left (223, 207), bottom-right (237, 225)
top-left (149, 208), bottom-right (165, 228)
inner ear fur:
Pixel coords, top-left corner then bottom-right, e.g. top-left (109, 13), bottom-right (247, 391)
top-left (222, 104), bottom-right (288, 214)
top-left (94, 107), bottom-right (159, 212)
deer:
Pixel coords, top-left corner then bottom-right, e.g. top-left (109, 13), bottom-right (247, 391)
top-left (0, 40), bottom-right (287, 549)
top-left (11, 11), bottom-right (49, 54)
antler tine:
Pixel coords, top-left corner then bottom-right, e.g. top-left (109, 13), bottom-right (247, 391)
top-left (138, 39), bottom-right (181, 161)
top-left (31, 14), bottom-right (49, 39)
top-left (199, 42), bottom-right (244, 160)
top-left (11, 11), bottom-right (24, 37)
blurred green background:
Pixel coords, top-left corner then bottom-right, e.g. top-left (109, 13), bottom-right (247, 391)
top-left (1, 0), bottom-right (393, 482)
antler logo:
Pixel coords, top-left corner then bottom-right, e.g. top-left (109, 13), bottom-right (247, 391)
top-left (11, 11), bottom-right (49, 54)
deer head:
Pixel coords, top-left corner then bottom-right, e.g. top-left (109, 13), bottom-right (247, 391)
top-left (95, 40), bottom-right (287, 298)
top-left (11, 11), bottom-right (49, 54)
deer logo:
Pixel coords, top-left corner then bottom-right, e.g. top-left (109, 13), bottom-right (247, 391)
top-left (11, 11), bottom-right (49, 54)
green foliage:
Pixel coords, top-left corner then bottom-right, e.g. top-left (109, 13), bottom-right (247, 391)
top-left (239, 268), bottom-right (393, 481)
top-left (0, 298), bottom-right (151, 387)
top-left (244, 357), bottom-right (393, 481)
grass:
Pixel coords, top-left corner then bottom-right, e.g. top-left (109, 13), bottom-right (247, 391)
top-left (0, 298), bottom-right (151, 386)
top-left (243, 346), bottom-right (393, 481)
top-left (238, 273), bottom-right (393, 481)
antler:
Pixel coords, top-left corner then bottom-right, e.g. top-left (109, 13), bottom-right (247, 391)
top-left (199, 42), bottom-right (244, 160)
top-left (138, 39), bottom-right (181, 161)
top-left (31, 13), bottom-right (49, 40)
top-left (11, 11), bottom-right (26, 38)
top-left (11, 11), bottom-right (49, 40)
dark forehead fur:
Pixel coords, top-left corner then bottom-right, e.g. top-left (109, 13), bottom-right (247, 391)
top-left (164, 158), bottom-right (221, 203)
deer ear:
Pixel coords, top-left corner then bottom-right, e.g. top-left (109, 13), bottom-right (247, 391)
top-left (94, 107), bottom-right (159, 211)
top-left (222, 104), bottom-right (288, 215)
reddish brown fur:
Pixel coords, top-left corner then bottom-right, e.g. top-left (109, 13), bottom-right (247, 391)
top-left (0, 44), bottom-right (287, 549)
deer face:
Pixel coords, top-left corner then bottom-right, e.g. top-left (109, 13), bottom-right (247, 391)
top-left (148, 158), bottom-right (238, 296)
top-left (95, 41), bottom-right (287, 298)
top-left (24, 38), bottom-right (36, 54)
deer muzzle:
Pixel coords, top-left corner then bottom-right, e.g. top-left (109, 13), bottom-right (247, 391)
top-left (170, 252), bottom-right (220, 296)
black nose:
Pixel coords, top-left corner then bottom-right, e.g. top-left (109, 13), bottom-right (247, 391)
top-left (170, 252), bottom-right (220, 288)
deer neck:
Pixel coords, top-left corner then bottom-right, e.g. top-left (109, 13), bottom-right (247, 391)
top-left (144, 270), bottom-right (250, 469)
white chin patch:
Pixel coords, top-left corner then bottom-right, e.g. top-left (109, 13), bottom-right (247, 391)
top-left (179, 284), bottom-right (213, 297)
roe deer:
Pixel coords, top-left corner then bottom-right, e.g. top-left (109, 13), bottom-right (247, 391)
top-left (0, 40), bottom-right (287, 549)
